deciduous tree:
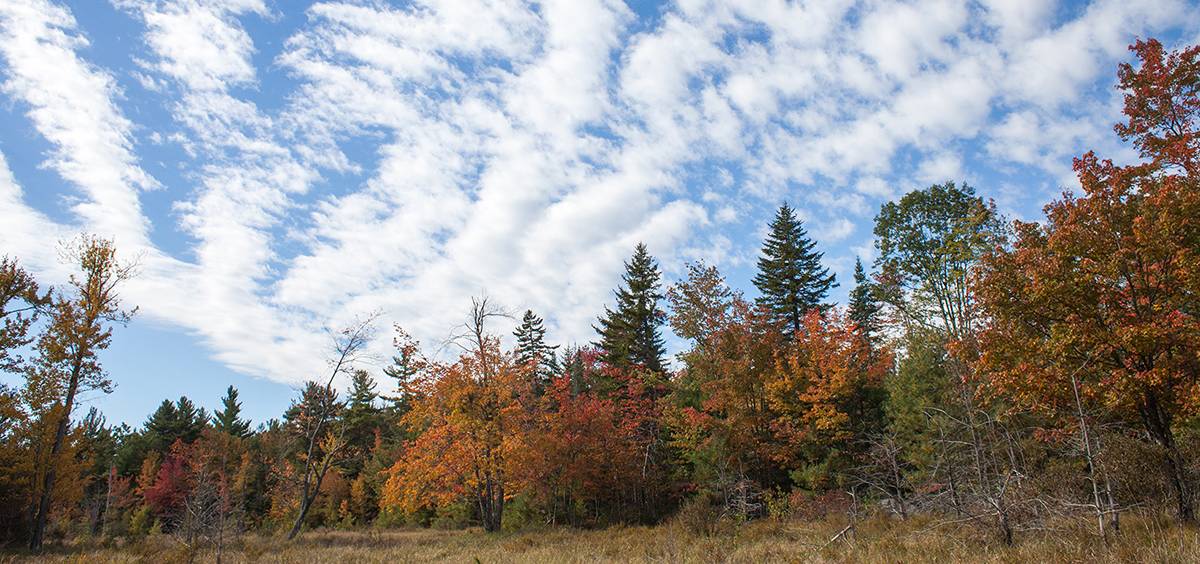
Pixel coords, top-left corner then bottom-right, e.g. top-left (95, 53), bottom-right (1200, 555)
top-left (29, 236), bottom-right (135, 550)
top-left (977, 39), bottom-right (1200, 523)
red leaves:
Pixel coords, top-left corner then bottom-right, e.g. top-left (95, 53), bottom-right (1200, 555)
top-left (1115, 39), bottom-right (1200, 175)
top-left (977, 37), bottom-right (1200, 435)
top-left (142, 440), bottom-right (193, 519)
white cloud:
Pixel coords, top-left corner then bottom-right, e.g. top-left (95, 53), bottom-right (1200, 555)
top-left (1, 0), bottom-right (1194, 386)
top-left (0, 0), bottom-right (157, 246)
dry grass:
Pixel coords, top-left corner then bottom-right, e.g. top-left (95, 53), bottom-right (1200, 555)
top-left (2, 512), bottom-right (1197, 563)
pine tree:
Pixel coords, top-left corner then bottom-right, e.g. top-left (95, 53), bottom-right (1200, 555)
top-left (344, 370), bottom-right (383, 475)
top-left (559, 344), bottom-right (587, 396)
top-left (145, 397), bottom-right (208, 450)
top-left (847, 257), bottom-right (883, 344)
top-left (513, 309), bottom-right (559, 393)
top-left (212, 386), bottom-right (251, 438)
top-left (753, 203), bottom-right (836, 335)
top-left (383, 328), bottom-right (423, 416)
top-left (348, 370), bottom-right (378, 408)
top-left (593, 243), bottom-right (667, 372)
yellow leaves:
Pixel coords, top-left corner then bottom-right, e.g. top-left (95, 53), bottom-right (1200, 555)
top-left (383, 340), bottom-right (525, 517)
top-left (765, 310), bottom-right (888, 466)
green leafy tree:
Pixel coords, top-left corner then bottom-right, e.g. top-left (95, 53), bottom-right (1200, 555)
top-left (753, 203), bottom-right (836, 335)
top-left (873, 182), bottom-right (1016, 542)
top-left (212, 386), bottom-right (251, 438)
top-left (594, 243), bottom-right (667, 372)
top-left (873, 182), bottom-right (1003, 340)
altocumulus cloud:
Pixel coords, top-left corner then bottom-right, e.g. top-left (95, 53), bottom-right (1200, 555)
top-left (0, 0), bottom-right (1196, 385)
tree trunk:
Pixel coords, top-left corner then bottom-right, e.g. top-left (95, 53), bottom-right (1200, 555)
top-left (479, 476), bottom-right (504, 532)
top-left (287, 494), bottom-right (312, 540)
top-left (29, 358), bottom-right (82, 550)
top-left (1164, 445), bottom-right (1194, 522)
top-left (1141, 392), bottom-right (1194, 522)
top-left (288, 457), bottom-right (333, 540)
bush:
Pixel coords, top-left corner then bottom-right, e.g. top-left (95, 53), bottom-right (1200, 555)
top-left (785, 490), bottom-right (852, 522)
top-left (432, 501), bottom-right (473, 530)
top-left (672, 493), bottom-right (724, 537)
top-left (501, 493), bottom-right (541, 532)
top-left (128, 505), bottom-right (153, 539)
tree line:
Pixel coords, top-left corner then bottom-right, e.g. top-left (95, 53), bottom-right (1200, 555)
top-left (1, 38), bottom-right (1198, 551)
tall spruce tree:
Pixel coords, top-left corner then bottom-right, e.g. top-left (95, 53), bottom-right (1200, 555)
top-left (513, 309), bottom-right (559, 393)
top-left (343, 370), bottom-right (383, 474)
top-left (212, 385), bottom-right (251, 438)
top-left (594, 243), bottom-right (667, 372)
top-left (847, 257), bottom-right (883, 344)
top-left (753, 203), bottom-right (836, 335)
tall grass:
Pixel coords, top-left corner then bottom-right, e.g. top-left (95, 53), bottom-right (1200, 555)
top-left (2, 511), bottom-right (1196, 563)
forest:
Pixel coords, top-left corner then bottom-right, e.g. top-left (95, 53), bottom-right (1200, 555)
top-left (0, 38), bottom-right (1198, 562)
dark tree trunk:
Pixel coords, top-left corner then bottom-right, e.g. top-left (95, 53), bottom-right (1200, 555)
top-left (1141, 392), bottom-right (1194, 522)
top-left (29, 358), bottom-right (82, 550)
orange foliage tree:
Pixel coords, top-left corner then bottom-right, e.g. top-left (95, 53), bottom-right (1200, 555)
top-left (666, 262), bottom-right (785, 494)
top-left (27, 236), bottom-right (135, 550)
top-left (977, 39), bottom-right (1200, 522)
top-left (766, 309), bottom-right (890, 489)
top-left (381, 337), bottom-right (526, 532)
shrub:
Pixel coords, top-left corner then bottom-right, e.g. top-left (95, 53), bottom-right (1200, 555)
top-left (673, 493), bottom-right (723, 537)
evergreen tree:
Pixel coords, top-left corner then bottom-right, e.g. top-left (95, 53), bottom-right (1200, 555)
top-left (382, 328), bottom-right (423, 417)
top-left (847, 257), bottom-right (883, 344)
top-left (343, 370), bottom-right (383, 475)
top-left (753, 203), bottom-right (836, 336)
top-left (513, 309), bottom-right (559, 393)
top-left (559, 344), bottom-right (587, 396)
top-left (593, 243), bottom-right (667, 372)
top-left (212, 385), bottom-right (251, 438)
top-left (347, 369), bottom-right (379, 410)
top-left (144, 396), bottom-right (208, 451)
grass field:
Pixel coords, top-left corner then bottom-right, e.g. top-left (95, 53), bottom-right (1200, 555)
top-left (2, 512), bottom-right (1197, 563)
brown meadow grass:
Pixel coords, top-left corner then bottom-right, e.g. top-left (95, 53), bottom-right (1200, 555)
top-left (3, 511), bottom-right (1197, 563)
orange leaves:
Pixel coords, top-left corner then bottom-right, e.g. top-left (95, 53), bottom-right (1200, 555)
top-left (381, 340), bottom-right (526, 516)
top-left (382, 333), bottom-right (672, 526)
top-left (977, 38), bottom-right (1200, 437)
top-left (766, 310), bottom-right (890, 469)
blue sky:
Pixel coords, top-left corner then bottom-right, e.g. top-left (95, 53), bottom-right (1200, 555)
top-left (1, 0), bottom-right (1197, 427)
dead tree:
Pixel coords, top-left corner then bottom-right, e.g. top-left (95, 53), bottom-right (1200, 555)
top-left (176, 467), bottom-right (239, 563)
top-left (855, 432), bottom-right (913, 519)
top-left (286, 313), bottom-right (377, 540)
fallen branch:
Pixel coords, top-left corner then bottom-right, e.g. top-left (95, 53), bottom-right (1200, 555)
top-left (817, 524), bottom-right (854, 551)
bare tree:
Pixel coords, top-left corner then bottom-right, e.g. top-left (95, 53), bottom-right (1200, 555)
top-left (446, 296), bottom-right (511, 367)
top-left (1067, 355), bottom-right (1121, 540)
top-left (854, 432), bottom-right (912, 520)
top-left (176, 463), bottom-right (239, 564)
top-left (286, 312), bottom-right (377, 540)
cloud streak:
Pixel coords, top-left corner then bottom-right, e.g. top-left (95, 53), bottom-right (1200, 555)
top-left (1, 0), bottom-right (1195, 386)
